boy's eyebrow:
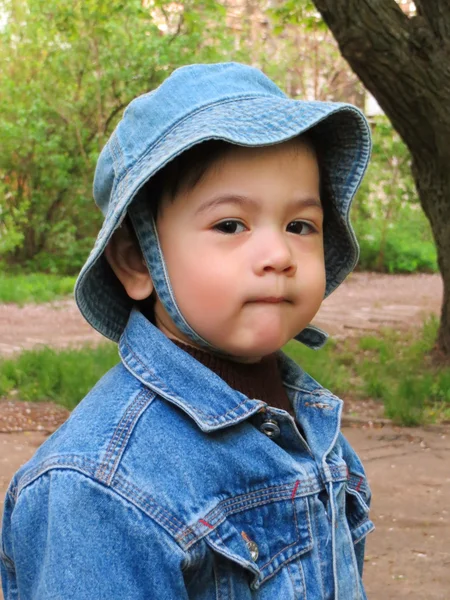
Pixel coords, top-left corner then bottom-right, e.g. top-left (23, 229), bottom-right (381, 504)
top-left (194, 194), bottom-right (323, 215)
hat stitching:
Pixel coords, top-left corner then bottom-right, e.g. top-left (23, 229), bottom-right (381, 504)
top-left (110, 94), bottom-right (280, 195)
top-left (105, 100), bottom-right (360, 241)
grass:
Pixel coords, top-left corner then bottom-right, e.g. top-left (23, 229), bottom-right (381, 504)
top-left (0, 343), bottom-right (119, 410)
top-left (284, 316), bottom-right (450, 426)
top-left (0, 273), bottom-right (76, 304)
top-left (0, 318), bottom-right (449, 425)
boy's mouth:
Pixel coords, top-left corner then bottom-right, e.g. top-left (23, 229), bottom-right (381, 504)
top-left (251, 297), bottom-right (287, 304)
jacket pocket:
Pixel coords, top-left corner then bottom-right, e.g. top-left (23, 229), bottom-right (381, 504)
top-left (202, 486), bottom-right (313, 591)
top-left (345, 474), bottom-right (375, 544)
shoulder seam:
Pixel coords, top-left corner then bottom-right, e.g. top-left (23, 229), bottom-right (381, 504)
top-left (14, 463), bottom-right (189, 549)
top-left (95, 388), bottom-right (156, 485)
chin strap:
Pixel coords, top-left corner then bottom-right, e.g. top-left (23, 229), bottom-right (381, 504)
top-left (294, 324), bottom-right (328, 349)
top-left (128, 193), bottom-right (216, 352)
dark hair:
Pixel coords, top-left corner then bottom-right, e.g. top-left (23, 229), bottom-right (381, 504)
top-left (145, 140), bottom-right (234, 218)
top-left (142, 135), bottom-right (334, 223)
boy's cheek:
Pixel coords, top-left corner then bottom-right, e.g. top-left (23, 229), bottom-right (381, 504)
top-left (176, 275), bottom-right (232, 315)
top-left (169, 253), bottom-right (236, 301)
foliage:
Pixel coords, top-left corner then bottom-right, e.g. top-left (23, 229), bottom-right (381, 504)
top-left (268, 0), bottom-right (324, 32)
top-left (0, 0), bottom-right (241, 274)
top-left (0, 343), bottom-right (118, 409)
top-left (285, 317), bottom-right (450, 426)
top-left (261, 0), bottom-right (364, 104)
top-left (0, 273), bottom-right (76, 304)
top-left (352, 117), bottom-right (437, 273)
top-left (355, 207), bottom-right (438, 273)
top-left (0, 0), bottom-right (439, 276)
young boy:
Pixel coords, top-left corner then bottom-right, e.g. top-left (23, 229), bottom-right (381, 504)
top-left (1, 63), bottom-right (374, 599)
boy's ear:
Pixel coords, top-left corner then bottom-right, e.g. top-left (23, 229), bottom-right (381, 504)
top-left (104, 223), bottom-right (154, 301)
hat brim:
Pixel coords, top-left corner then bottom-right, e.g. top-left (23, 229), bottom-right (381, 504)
top-left (75, 96), bottom-right (371, 344)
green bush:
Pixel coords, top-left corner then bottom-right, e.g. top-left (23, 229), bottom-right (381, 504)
top-left (284, 338), bottom-right (353, 395)
top-left (0, 3), bottom-right (438, 278)
top-left (355, 206), bottom-right (438, 273)
top-left (352, 116), bottom-right (438, 273)
top-left (0, 0), bottom-right (243, 275)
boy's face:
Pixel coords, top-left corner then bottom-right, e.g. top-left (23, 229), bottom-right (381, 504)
top-left (153, 139), bottom-right (326, 362)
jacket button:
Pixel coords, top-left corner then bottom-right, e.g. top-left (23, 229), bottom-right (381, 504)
top-left (241, 531), bottom-right (259, 562)
top-left (247, 541), bottom-right (259, 562)
top-left (260, 418), bottom-right (280, 439)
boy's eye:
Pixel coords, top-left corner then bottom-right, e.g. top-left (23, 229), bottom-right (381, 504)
top-left (286, 221), bottom-right (316, 235)
top-left (213, 220), bottom-right (247, 234)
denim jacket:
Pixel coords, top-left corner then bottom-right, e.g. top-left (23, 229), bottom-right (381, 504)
top-left (1, 309), bottom-right (374, 599)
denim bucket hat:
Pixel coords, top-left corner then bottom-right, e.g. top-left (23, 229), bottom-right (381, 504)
top-left (75, 62), bottom-right (371, 350)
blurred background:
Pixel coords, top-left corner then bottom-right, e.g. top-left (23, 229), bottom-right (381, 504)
top-left (0, 0), bottom-right (436, 279)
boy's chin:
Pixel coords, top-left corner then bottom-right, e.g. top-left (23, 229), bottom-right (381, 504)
top-left (216, 329), bottom-right (293, 362)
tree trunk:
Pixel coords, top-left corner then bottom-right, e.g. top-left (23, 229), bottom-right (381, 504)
top-left (413, 157), bottom-right (450, 355)
top-left (312, 0), bottom-right (450, 357)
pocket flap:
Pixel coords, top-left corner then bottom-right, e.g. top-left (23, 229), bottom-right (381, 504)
top-left (203, 492), bottom-right (313, 589)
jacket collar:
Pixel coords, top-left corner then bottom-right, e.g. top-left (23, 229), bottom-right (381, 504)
top-left (119, 309), bottom-right (342, 455)
top-left (119, 309), bottom-right (265, 432)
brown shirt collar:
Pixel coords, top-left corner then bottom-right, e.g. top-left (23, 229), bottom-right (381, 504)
top-left (171, 340), bottom-right (295, 417)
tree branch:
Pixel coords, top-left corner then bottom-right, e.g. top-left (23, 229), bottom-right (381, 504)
top-left (103, 103), bottom-right (127, 135)
top-left (311, 0), bottom-right (449, 155)
top-left (313, 0), bottom-right (410, 45)
top-left (415, 1), bottom-right (450, 40)
top-left (42, 97), bottom-right (91, 169)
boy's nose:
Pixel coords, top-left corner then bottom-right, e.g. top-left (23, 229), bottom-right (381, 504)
top-left (253, 232), bottom-right (297, 277)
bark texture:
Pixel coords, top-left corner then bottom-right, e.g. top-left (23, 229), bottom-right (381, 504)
top-left (312, 0), bottom-right (450, 355)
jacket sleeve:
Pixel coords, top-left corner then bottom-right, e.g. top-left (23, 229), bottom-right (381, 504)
top-left (1, 469), bottom-right (190, 600)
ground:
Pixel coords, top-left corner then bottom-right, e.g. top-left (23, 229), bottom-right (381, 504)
top-left (0, 272), bottom-right (448, 599)
top-left (0, 272), bottom-right (443, 356)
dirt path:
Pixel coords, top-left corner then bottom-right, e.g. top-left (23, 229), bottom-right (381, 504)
top-left (351, 424), bottom-right (450, 599)
top-left (0, 272), bottom-right (448, 599)
top-left (0, 272), bottom-right (443, 356)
